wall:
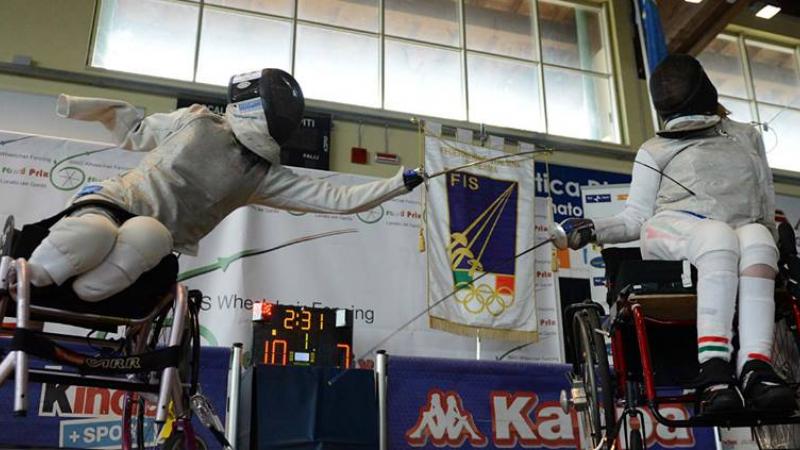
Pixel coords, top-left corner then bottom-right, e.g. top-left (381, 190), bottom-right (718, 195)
top-left (1, 0), bottom-right (799, 196)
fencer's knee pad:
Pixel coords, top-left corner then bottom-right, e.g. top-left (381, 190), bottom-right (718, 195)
top-left (687, 220), bottom-right (740, 263)
top-left (72, 216), bottom-right (173, 302)
top-left (28, 214), bottom-right (119, 286)
top-left (736, 223), bottom-right (778, 273)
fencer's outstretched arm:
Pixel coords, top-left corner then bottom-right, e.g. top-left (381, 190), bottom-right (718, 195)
top-left (592, 149), bottom-right (660, 244)
top-left (251, 164), bottom-right (411, 214)
top-left (56, 94), bottom-right (195, 152)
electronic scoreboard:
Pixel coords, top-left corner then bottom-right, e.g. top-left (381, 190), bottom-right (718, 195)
top-left (252, 302), bottom-right (353, 368)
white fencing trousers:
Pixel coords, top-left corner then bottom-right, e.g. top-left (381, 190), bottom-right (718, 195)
top-left (640, 211), bottom-right (778, 372)
top-left (27, 211), bottom-right (173, 302)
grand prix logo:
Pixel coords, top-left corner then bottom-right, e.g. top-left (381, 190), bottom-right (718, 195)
top-left (405, 389), bottom-right (696, 449)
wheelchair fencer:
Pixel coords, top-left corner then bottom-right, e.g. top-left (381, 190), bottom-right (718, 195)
top-left (0, 210), bottom-right (228, 450)
top-left (560, 221), bottom-right (800, 450)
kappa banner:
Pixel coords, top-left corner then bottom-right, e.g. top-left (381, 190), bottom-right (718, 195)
top-left (388, 356), bottom-right (715, 450)
top-left (425, 136), bottom-right (538, 341)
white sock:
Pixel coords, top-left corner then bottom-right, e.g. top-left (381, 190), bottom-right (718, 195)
top-left (695, 251), bottom-right (738, 364)
top-left (737, 276), bottom-right (775, 375)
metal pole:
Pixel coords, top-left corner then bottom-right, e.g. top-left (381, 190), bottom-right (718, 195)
top-left (475, 333), bottom-right (481, 360)
top-left (225, 342), bottom-right (243, 449)
top-left (156, 285), bottom-right (188, 423)
top-left (376, 351), bottom-right (388, 450)
top-left (13, 259), bottom-right (30, 415)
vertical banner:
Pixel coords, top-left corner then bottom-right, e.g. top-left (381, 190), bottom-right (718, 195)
top-left (425, 136), bottom-right (537, 341)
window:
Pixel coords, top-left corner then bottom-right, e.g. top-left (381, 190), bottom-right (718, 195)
top-left (699, 34), bottom-right (800, 172)
top-left (91, 0), bottom-right (619, 143)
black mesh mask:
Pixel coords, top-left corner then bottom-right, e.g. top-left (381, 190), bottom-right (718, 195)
top-left (650, 54), bottom-right (718, 122)
top-left (227, 68), bottom-right (305, 146)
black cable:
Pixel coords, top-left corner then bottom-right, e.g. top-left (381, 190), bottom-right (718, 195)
top-left (633, 160), bottom-right (697, 197)
top-left (496, 341), bottom-right (535, 361)
top-left (136, 395), bottom-right (145, 450)
top-left (328, 236), bottom-right (556, 386)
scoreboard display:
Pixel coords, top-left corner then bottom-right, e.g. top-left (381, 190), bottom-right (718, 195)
top-left (252, 302), bottom-right (353, 368)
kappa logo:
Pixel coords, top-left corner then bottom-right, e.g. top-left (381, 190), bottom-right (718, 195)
top-left (405, 388), bottom-right (696, 448)
top-left (405, 390), bottom-right (488, 447)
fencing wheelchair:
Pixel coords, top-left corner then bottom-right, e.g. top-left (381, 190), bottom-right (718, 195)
top-left (563, 222), bottom-right (800, 450)
top-left (0, 202), bottom-right (227, 450)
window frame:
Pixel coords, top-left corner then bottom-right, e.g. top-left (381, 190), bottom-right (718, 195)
top-left (86, 0), bottom-right (622, 144)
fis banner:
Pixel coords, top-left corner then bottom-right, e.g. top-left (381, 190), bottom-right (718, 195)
top-left (425, 137), bottom-right (537, 341)
top-left (388, 356), bottom-right (715, 450)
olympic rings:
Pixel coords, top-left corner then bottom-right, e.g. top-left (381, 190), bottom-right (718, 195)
top-left (453, 277), bottom-right (515, 316)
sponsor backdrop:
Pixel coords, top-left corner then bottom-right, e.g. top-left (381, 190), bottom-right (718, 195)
top-left (0, 130), bottom-right (623, 366)
top-left (388, 356), bottom-right (715, 450)
top-left (0, 345), bottom-right (229, 448)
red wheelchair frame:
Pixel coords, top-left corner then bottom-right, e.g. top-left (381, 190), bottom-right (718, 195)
top-left (564, 223), bottom-right (800, 450)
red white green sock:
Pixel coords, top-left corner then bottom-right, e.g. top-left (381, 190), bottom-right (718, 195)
top-left (698, 336), bottom-right (732, 363)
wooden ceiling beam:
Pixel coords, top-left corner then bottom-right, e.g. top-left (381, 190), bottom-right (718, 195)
top-left (659, 0), bottom-right (750, 55)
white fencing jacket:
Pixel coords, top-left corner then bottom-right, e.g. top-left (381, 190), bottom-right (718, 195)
top-left (56, 95), bottom-right (410, 255)
top-left (593, 115), bottom-right (776, 244)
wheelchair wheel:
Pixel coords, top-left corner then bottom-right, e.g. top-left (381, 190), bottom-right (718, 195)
top-left (1, 215), bottom-right (13, 256)
top-left (753, 316), bottom-right (800, 449)
top-left (573, 309), bottom-right (616, 450)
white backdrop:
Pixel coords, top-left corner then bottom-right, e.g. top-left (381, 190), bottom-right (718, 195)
top-left (0, 130), bottom-right (563, 366)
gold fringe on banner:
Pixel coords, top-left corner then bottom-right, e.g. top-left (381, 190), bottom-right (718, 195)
top-left (429, 317), bottom-right (539, 343)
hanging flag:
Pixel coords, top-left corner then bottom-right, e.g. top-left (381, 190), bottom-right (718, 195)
top-left (640, 0), bottom-right (669, 73)
top-left (425, 136), bottom-right (537, 341)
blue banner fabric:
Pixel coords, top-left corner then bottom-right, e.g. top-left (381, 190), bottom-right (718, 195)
top-left (387, 355), bottom-right (714, 449)
top-left (251, 365), bottom-right (378, 450)
top-left (640, 0), bottom-right (669, 73)
top-left (0, 343), bottom-right (230, 449)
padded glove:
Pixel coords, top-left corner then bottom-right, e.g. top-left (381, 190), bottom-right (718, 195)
top-left (559, 217), bottom-right (596, 250)
top-left (403, 167), bottom-right (425, 191)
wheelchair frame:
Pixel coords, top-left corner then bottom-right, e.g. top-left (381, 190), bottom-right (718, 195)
top-left (0, 256), bottom-right (199, 449)
top-left (566, 288), bottom-right (800, 450)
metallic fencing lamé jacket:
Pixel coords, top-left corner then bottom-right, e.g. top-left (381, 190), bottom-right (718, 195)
top-left (593, 115), bottom-right (776, 244)
top-left (56, 95), bottom-right (409, 255)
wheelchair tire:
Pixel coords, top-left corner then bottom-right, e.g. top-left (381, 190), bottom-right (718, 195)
top-left (160, 431), bottom-right (208, 450)
top-left (628, 429), bottom-right (644, 450)
top-left (573, 309), bottom-right (616, 450)
top-left (1, 215), bottom-right (14, 256)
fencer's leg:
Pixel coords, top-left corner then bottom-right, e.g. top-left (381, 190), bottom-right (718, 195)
top-left (642, 214), bottom-right (742, 413)
top-left (734, 224), bottom-right (794, 412)
top-left (684, 221), bottom-right (744, 414)
top-left (686, 221), bottom-right (740, 365)
top-left (72, 216), bottom-right (172, 302)
top-left (735, 223), bottom-right (779, 374)
top-left (28, 213), bottom-right (118, 287)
